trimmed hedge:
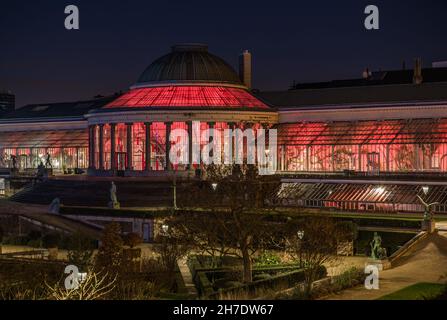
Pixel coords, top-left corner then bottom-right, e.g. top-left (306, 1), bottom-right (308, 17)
top-left (208, 265), bottom-right (327, 299)
top-left (187, 255), bottom-right (327, 298)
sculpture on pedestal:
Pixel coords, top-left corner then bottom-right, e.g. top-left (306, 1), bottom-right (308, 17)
top-left (108, 181), bottom-right (120, 209)
top-left (370, 232), bottom-right (387, 260)
top-left (417, 195), bottom-right (438, 222)
top-left (49, 198), bottom-right (61, 214)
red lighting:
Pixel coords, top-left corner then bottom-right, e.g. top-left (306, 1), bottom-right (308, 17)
top-left (105, 86), bottom-right (268, 109)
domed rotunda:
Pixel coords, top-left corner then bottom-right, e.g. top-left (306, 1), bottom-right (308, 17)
top-left (86, 44), bottom-right (278, 175)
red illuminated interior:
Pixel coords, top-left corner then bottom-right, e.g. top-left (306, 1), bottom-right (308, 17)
top-left (105, 86), bottom-right (268, 109)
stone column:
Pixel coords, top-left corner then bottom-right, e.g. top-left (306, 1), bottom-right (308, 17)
top-left (306, 145), bottom-right (310, 172)
top-left (89, 125), bottom-right (95, 169)
top-left (187, 121), bottom-right (193, 169)
top-left (165, 122), bottom-right (172, 171)
top-left (228, 122), bottom-right (236, 164)
top-left (207, 122), bottom-right (215, 159)
top-left (76, 147), bottom-right (80, 169)
top-left (386, 144), bottom-right (390, 172)
top-left (99, 124), bottom-right (104, 170)
top-left (262, 123), bottom-right (270, 170)
top-left (245, 122), bottom-right (254, 165)
top-left (145, 122), bottom-right (151, 171)
top-left (87, 126), bottom-right (91, 168)
top-left (110, 123), bottom-right (116, 171)
top-left (126, 123), bottom-right (133, 171)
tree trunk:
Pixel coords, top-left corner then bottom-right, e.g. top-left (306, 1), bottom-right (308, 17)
top-left (241, 244), bottom-right (253, 283)
top-left (304, 267), bottom-right (317, 298)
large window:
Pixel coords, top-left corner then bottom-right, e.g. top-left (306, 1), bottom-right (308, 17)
top-left (151, 122), bottom-right (166, 171)
top-left (132, 123), bottom-right (146, 171)
top-left (103, 124), bottom-right (111, 170)
top-left (278, 119), bottom-right (447, 174)
top-left (0, 130), bottom-right (89, 171)
top-left (115, 124), bottom-right (127, 170)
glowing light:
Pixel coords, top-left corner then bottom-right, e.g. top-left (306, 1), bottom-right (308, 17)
top-left (211, 183), bottom-right (218, 191)
top-left (422, 186), bottom-right (429, 195)
top-left (297, 230), bottom-right (305, 240)
top-left (374, 186), bottom-right (385, 194)
top-left (105, 86), bottom-right (269, 109)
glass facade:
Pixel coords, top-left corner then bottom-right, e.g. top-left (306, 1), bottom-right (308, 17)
top-left (132, 123), bottom-right (146, 171)
top-left (89, 121), bottom-right (261, 173)
top-left (271, 182), bottom-right (447, 215)
top-left (0, 129), bottom-right (89, 171)
top-left (278, 119), bottom-right (447, 173)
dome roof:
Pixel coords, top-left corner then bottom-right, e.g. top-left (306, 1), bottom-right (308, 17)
top-left (105, 86), bottom-right (269, 110)
top-left (136, 44), bottom-right (242, 86)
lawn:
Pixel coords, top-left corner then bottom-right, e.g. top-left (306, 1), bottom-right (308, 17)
top-left (378, 283), bottom-right (446, 300)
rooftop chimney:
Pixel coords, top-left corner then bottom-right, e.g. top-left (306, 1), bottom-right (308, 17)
top-left (413, 58), bottom-right (423, 85)
top-left (239, 50), bottom-right (252, 89)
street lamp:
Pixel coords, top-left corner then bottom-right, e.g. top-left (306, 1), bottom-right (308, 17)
top-left (297, 230), bottom-right (304, 268)
top-left (417, 185), bottom-right (439, 232)
top-left (172, 168), bottom-right (178, 210)
top-left (161, 224), bottom-right (169, 236)
top-left (211, 182), bottom-right (218, 191)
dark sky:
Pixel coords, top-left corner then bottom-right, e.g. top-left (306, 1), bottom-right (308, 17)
top-left (1, 0), bottom-right (446, 108)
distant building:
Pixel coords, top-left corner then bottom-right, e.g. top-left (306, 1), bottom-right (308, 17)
top-left (433, 61), bottom-right (447, 68)
top-left (0, 91), bottom-right (15, 116)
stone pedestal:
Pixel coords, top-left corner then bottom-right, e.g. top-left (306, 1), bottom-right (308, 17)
top-left (422, 220), bottom-right (436, 233)
top-left (366, 258), bottom-right (391, 270)
top-left (108, 201), bottom-right (120, 209)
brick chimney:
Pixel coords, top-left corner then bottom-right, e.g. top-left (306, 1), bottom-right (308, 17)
top-left (413, 58), bottom-right (423, 85)
top-left (239, 50), bottom-right (252, 89)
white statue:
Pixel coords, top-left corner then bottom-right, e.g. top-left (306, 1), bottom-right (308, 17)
top-left (49, 198), bottom-right (61, 214)
top-left (108, 182), bottom-right (120, 209)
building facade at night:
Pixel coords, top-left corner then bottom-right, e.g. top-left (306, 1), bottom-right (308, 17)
top-left (1, 44), bottom-right (447, 216)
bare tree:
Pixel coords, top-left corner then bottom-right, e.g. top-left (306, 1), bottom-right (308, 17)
top-left (284, 216), bottom-right (343, 297)
top-left (176, 164), bottom-right (280, 283)
top-left (168, 211), bottom-right (232, 268)
top-left (45, 270), bottom-right (117, 300)
top-left (152, 232), bottom-right (191, 291)
top-left (95, 222), bottom-right (124, 276)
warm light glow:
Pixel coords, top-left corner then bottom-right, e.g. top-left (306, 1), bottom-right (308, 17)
top-left (422, 186), bottom-right (429, 195)
top-left (161, 224), bottom-right (169, 234)
top-left (105, 86), bottom-right (269, 109)
top-left (374, 186), bottom-right (385, 194)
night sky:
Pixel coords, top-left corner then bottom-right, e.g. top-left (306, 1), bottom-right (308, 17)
top-left (1, 0), bottom-right (446, 108)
